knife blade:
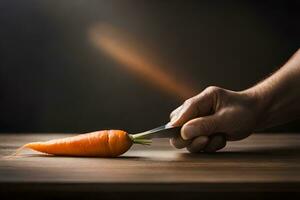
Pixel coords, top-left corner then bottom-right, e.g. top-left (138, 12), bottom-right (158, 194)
top-left (132, 124), bottom-right (181, 139)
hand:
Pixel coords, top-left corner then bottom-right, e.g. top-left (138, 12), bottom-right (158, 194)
top-left (169, 49), bottom-right (300, 153)
top-left (169, 86), bottom-right (262, 153)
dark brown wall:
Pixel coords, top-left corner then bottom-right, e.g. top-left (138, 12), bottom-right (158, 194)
top-left (0, 0), bottom-right (299, 133)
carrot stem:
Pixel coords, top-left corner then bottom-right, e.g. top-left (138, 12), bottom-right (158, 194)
top-left (129, 135), bottom-right (152, 145)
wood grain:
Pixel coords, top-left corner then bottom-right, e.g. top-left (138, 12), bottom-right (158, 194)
top-left (0, 133), bottom-right (300, 199)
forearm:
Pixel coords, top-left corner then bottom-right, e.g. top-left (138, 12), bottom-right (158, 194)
top-left (245, 49), bottom-right (300, 130)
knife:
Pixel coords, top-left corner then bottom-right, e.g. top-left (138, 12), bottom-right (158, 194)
top-left (132, 124), bottom-right (181, 139)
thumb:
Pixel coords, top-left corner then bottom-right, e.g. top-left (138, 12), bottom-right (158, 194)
top-left (181, 115), bottom-right (221, 140)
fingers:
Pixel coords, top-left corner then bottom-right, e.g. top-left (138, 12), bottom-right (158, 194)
top-left (181, 115), bottom-right (221, 140)
top-left (204, 134), bottom-right (226, 152)
top-left (171, 132), bottom-right (227, 153)
top-left (186, 136), bottom-right (209, 153)
top-left (169, 98), bottom-right (199, 127)
top-left (170, 135), bottom-right (192, 149)
top-left (169, 86), bottom-right (227, 153)
top-left (169, 87), bottom-right (218, 126)
top-left (169, 105), bottom-right (182, 120)
top-left (186, 134), bottom-right (226, 153)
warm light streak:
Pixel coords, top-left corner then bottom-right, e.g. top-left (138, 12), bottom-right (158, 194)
top-left (89, 24), bottom-right (196, 100)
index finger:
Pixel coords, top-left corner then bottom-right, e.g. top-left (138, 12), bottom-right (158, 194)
top-left (169, 88), bottom-right (215, 126)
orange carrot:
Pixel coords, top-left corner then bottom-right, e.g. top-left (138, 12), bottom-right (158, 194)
top-left (15, 130), bottom-right (151, 157)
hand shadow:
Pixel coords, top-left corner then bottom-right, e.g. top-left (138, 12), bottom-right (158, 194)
top-left (177, 145), bottom-right (300, 160)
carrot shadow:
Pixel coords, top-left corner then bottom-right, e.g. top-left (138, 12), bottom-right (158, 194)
top-left (4, 153), bottom-right (142, 159)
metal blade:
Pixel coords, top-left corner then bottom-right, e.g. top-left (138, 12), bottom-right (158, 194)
top-left (132, 125), bottom-right (181, 139)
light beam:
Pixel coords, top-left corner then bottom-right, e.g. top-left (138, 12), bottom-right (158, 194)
top-left (89, 24), bottom-right (196, 100)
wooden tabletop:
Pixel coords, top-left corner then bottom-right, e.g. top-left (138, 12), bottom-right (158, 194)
top-left (1, 133), bottom-right (300, 199)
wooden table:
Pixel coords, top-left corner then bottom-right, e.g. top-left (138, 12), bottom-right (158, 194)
top-left (0, 133), bottom-right (300, 199)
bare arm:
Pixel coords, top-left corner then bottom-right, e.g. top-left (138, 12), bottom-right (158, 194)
top-left (169, 49), bottom-right (300, 153)
top-left (246, 49), bottom-right (300, 130)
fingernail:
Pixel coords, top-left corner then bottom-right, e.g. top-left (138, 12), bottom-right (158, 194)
top-left (182, 125), bottom-right (197, 140)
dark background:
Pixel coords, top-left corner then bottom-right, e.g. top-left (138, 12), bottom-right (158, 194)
top-left (1, 0), bottom-right (299, 133)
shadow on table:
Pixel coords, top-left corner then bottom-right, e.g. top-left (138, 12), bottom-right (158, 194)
top-left (177, 145), bottom-right (300, 160)
top-left (2, 153), bottom-right (142, 160)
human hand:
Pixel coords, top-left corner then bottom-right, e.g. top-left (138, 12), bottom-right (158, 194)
top-left (169, 86), bottom-right (262, 153)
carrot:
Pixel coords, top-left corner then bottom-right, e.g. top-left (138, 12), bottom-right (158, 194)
top-left (13, 130), bottom-right (151, 157)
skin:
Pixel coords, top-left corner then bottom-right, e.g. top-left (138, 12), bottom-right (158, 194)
top-left (169, 49), bottom-right (300, 153)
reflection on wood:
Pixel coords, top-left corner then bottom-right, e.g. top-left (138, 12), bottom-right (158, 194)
top-left (0, 133), bottom-right (300, 198)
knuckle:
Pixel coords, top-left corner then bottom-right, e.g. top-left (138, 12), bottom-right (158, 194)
top-left (197, 136), bottom-right (209, 145)
top-left (204, 144), bottom-right (217, 152)
top-left (184, 97), bottom-right (198, 107)
top-left (205, 135), bottom-right (227, 152)
top-left (169, 110), bottom-right (176, 118)
top-left (170, 137), bottom-right (187, 149)
top-left (186, 136), bottom-right (209, 153)
top-left (206, 86), bottom-right (225, 97)
top-left (206, 86), bottom-right (220, 93)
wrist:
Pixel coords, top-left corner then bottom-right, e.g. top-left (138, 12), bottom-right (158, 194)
top-left (241, 49), bottom-right (300, 131)
top-left (241, 84), bottom-right (277, 131)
